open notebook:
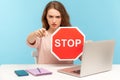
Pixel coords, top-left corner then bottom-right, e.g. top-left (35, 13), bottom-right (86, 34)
top-left (26, 68), bottom-right (52, 76)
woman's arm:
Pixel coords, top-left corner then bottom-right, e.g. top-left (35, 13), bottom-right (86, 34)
top-left (27, 32), bottom-right (37, 45)
top-left (26, 28), bottom-right (47, 48)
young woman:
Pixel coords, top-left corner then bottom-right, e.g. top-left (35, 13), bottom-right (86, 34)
top-left (27, 1), bottom-right (73, 64)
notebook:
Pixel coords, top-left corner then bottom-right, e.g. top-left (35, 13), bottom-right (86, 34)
top-left (26, 68), bottom-right (52, 76)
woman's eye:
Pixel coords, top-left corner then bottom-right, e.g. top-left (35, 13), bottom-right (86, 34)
top-left (56, 16), bottom-right (61, 18)
top-left (49, 16), bottom-right (53, 18)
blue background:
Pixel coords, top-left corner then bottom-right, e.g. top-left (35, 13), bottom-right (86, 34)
top-left (0, 0), bottom-right (120, 64)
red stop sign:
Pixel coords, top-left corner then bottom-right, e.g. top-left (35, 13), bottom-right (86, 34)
top-left (51, 27), bottom-right (85, 61)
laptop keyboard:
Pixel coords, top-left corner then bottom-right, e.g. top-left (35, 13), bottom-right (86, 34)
top-left (72, 70), bottom-right (80, 74)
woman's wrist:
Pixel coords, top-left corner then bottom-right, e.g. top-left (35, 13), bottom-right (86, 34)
top-left (27, 32), bottom-right (36, 45)
top-left (28, 40), bottom-right (36, 45)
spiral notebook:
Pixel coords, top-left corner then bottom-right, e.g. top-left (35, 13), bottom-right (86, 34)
top-left (26, 68), bottom-right (52, 76)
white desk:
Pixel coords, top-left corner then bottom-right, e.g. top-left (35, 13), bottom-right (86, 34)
top-left (0, 64), bottom-right (120, 80)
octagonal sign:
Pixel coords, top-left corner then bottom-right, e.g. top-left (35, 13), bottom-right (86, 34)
top-left (51, 27), bottom-right (85, 61)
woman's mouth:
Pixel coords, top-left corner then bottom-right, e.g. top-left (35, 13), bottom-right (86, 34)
top-left (52, 24), bottom-right (57, 27)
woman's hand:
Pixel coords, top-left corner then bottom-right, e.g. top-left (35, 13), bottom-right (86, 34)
top-left (34, 28), bottom-right (47, 38)
top-left (27, 28), bottom-right (47, 45)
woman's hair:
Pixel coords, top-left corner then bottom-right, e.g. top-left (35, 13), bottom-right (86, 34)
top-left (42, 1), bottom-right (71, 30)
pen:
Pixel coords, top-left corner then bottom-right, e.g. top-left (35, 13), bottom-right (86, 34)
top-left (37, 68), bottom-right (41, 73)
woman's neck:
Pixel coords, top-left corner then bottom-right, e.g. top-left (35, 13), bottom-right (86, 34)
top-left (47, 28), bottom-right (57, 34)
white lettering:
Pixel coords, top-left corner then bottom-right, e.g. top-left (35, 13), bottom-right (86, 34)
top-left (54, 39), bottom-right (81, 47)
top-left (61, 39), bottom-right (67, 47)
top-left (67, 39), bottom-right (74, 47)
top-left (75, 39), bottom-right (81, 47)
top-left (55, 39), bottom-right (61, 47)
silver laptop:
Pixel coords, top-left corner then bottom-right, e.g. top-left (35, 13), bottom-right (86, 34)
top-left (58, 40), bottom-right (115, 77)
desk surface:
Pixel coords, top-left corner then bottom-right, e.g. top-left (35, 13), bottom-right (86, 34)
top-left (0, 64), bottom-right (120, 80)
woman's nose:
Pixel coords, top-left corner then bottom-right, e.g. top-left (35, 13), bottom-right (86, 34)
top-left (52, 18), bottom-right (56, 23)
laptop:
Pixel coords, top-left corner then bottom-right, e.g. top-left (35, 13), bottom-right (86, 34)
top-left (58, 40), bottom-right (115, 77)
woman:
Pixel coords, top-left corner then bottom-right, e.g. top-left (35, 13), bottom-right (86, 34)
top-left (27, 1), bottom-right (73, 64)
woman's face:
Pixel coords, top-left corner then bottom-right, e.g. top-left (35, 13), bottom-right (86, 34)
top-left (46, 8), bottom-right (61, 31)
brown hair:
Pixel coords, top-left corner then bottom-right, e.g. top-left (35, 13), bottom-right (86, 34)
top-left (42, 1), bottom-right (71, 30)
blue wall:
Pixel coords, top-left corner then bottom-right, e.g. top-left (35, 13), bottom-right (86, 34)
top-left (0, 0), bottom-right (120, 64)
